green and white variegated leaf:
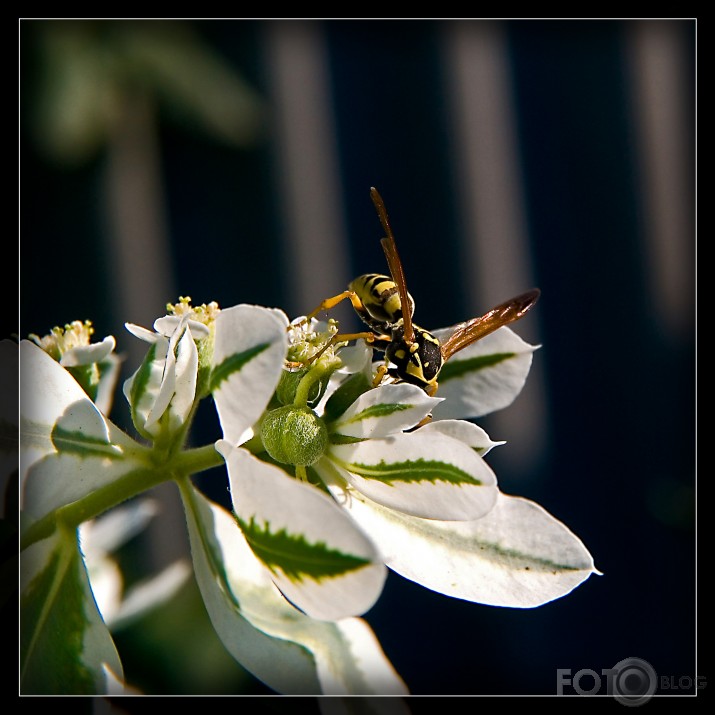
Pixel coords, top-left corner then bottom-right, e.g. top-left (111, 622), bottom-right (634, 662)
top-left (211, 304), bottom-right (289, 445)
top-left (327, 432), bottom-right (498, 521)
top-left (430, 325), bottom-right (538, 420)
top-left (20, 525), bottom-right (125, 694)
top-left (416, 419), bottom-right (505, 456)
top-left (340, 490), bottom-right (599, 608)
top-left (218, 441), bottom-right (386, 621)
top-left (179, 480), bottom-right (408, 695)
top-left (330, 383), bottom-right (441, 440)
top-left (20, 341), bottom-right (144, 521)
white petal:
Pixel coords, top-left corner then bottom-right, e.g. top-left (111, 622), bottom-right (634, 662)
top-left (124, 322), bottom-right (161, 343)
top-left (218, 442), bottom-right (387, 621)
top-left (212, 305), bottom-right (289, 445)
top-left (154, 315), bottom-right (210, 339)
top-left (331, 383), bottom-right (441, 439)
top-left (329, 432), bottom-right (498, 521)
top-left (166, 326), bottom-right (199, 426)
top-left (335, 341), bottom-right (373, 374)
top-left (60, 335), bottom-right (116, 367)
top-left (122, 336), bottom-right (170, 436)
top-left (431, 326), bottom-right (538, 419)
top-left (416, 419), bottom-right (504, 455)
top-left (144, 341), bottom-right (177, 428)
top-left (145, 316), bottom-right (195, 428)
top-left (343, 490), bottom-right (599, 608)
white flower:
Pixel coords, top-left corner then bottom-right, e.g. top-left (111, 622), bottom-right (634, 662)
top-left (29, 319), bottom-right (116, 367)
top-left (124, 311), bottom-right (209, 438)
top-left (28, 320), bottom-right (120, 414)
top-left (213, 316), bottom-right (598, 621)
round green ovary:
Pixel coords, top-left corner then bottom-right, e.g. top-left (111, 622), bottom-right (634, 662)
top-left (260, 405), bottom-right (328, 466)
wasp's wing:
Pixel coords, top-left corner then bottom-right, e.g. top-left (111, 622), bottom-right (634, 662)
top-left (371, 187), bottom-right (415, 344)
top-left (440, 289), bottom-right (541, 362)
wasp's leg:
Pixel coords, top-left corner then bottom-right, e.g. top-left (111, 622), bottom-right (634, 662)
top-left (305, 330), bottom-right (378, 366)
top-left (372, 363), bottom-right (389, 388)
top-left (302, 290), bottom-right (367, 323)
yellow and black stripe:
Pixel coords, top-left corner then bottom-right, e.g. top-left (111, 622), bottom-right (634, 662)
top-left (348, 273), bottom-right (414, 332)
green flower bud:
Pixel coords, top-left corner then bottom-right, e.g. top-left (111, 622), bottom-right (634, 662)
top-left (260, 405), bottom-right (328, 466)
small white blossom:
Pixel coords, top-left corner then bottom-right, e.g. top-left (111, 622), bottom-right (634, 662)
top-left (123, 299), bottom-right (214, 439)
top-left (28, 320), bottom-right (120, 414)
top-left (29, 319), bottom-right (116, 367)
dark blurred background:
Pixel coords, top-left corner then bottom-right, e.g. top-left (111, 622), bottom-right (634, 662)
top-left (19, 19), bottom-right (696, 696)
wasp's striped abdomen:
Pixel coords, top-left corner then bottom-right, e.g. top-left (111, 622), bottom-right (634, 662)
top-left (348, 273), bottom-right (415, 331)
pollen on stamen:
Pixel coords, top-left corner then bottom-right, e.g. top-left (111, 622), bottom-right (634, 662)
top-left (286, 317), bottom-right (345, 368)
top-left (29, 319), bottom-right (95, 360)
top-left (166, 296), bottom-right (221, 326)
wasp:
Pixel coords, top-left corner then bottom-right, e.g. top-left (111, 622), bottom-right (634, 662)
top-left (304, 187), bottom-right (540, 396)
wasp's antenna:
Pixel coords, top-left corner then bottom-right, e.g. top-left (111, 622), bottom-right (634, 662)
top-left (370, 187), bottom-right (414, 345)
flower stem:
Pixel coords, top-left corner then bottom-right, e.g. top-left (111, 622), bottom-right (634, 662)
top-left (294, 362), bottom-right (329, 407)
top-left (173, 443), bottom-right (225, 475)
top-left (20, 443), bottom-right (225, 551)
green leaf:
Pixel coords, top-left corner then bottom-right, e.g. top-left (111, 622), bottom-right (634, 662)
top-left (21, 527), bottom-right (124, 694)
top-left (235, 515), bottom-right (371, 583)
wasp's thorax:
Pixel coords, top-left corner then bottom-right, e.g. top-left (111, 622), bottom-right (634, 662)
top-left (384, 323), bottom-right (443, 393)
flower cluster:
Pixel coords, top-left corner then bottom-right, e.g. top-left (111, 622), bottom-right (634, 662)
top-left (19, 295), bottom-right (598, 696)
top-left (213, 313), bottom-right (597, 620)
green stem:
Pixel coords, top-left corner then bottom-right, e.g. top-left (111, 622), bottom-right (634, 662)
top-left (20, 443), bottom-right (226, 552)
top-left (174, 443), bottom-right (225, 475)
top-left (294, 362), bottom-right (329, 407)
